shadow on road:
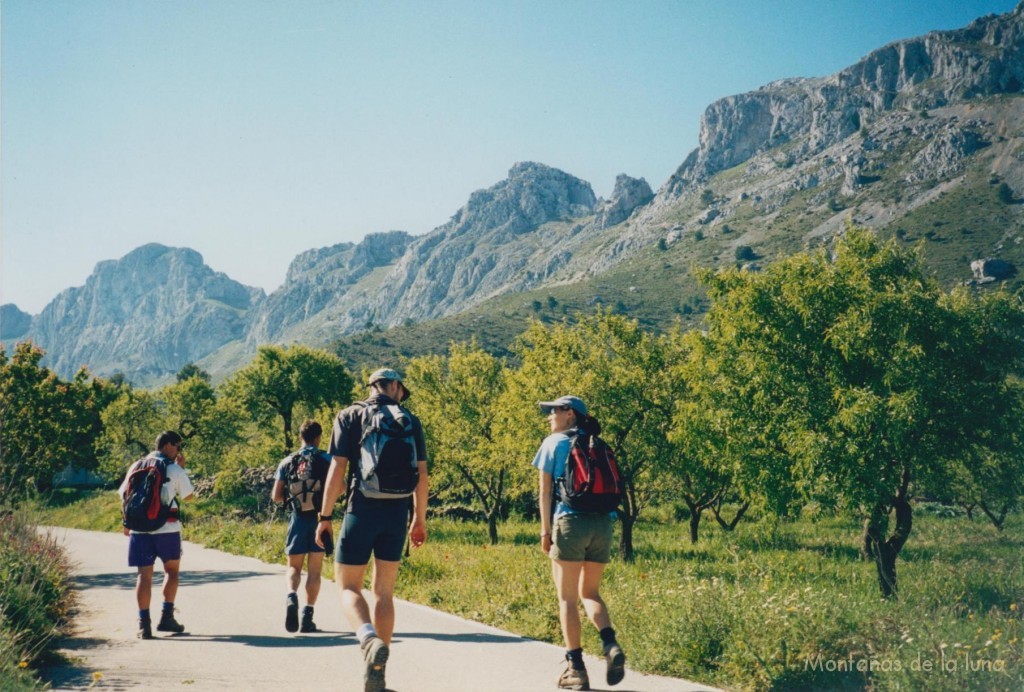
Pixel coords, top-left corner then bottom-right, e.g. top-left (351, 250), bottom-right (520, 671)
top-left (396, 631), bottom-right (530, 644)
top-left (159, 632), bottom-right (356, 647)
top-left (72, 569), bottom-right (276, 589)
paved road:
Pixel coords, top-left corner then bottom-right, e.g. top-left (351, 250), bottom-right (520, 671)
top-left (42, 527), bottom-right (715, 692)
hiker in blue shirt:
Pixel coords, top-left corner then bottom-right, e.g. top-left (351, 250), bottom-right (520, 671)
top-left (533, 395), bottom-right (626, 691)
top-left (272, 419), bottom-right (332, 634)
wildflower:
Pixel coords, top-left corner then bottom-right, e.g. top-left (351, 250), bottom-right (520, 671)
top-left (19, 660), bottom-right (28, 669)
top-left (93, 672), bottom-right (103, 681)
top-left (1011, 603), bottom-right (1018, 612)
top-left (939, 643), bottom-right (947, 649)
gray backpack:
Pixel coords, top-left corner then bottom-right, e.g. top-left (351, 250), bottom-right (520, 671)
top-left (356, 401), bottom-right (419, 498)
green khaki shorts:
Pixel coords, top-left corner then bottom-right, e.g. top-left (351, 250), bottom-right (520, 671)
top-left (550, 513), bottom-right (614, 563)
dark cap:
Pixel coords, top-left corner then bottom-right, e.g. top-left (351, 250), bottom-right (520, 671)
top-left (367, 368), bottom-right (411, 401)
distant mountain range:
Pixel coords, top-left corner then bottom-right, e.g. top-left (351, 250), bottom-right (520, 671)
top-left (4, 2), bottom-right (1023, 385)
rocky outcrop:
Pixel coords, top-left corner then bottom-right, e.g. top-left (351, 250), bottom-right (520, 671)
top-left (971, 258), bottom-right (1016, 282)
top-left (0, 304), bottom-right (32, 340)
top-left (905, 123), bottom-right (990, 183)
top-left (27, 244), bottom-right (263, 381)
top-left (246, 231), bottom-right (413, 343)
top-left (263, 162), bottom-right (599, 335)
top-left (594, 175), bottom-right (654, 229)
top-left (660, 2), bottom-right (1024, 198)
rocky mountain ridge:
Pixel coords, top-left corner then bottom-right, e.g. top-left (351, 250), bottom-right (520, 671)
top-left (5, 3), bottom-right (1023, 384)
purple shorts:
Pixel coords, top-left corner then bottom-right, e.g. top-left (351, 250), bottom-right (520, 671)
top-left (128, 532), bottom-right (183, 567)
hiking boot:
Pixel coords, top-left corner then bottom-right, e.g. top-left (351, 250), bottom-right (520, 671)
top-left (137, 617), bottom-right (153, 640)
top-left (156, 609), bottom-right (185, 633)
top-left (361, 636), bottom-right (389, 692)
top-left (604, 642), bottom-right (626, 686)
top-left (285, 594), bottom-right (299, 633)
top-left (557, 662), bottom-right (590, 691)
top-left (299, 608), bottom-right (317, 633)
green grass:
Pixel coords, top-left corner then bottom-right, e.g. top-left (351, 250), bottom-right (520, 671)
top-left (35, 490), bottom-right (1023, 690)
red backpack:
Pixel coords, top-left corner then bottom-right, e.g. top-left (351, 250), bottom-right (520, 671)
top-left (122, 456), bottom-right (178, 532)
top-left (557, 432), bottom-right (623, 513)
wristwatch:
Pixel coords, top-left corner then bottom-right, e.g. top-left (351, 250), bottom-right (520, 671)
top-left (317, 513), bottom-right (333, 522)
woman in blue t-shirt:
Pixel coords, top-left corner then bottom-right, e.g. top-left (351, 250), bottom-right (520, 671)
top-left (532, 395), bottom-right (627, 691)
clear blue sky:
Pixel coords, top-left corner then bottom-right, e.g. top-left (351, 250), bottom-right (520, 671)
top-left (2, 0), bottom-right (1018, 314)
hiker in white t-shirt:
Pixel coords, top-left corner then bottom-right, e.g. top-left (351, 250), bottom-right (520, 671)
top-left (118, 430), bottom-right (194, 639)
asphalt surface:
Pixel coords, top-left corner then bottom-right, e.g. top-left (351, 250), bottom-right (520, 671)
top-left (41, 527), bottom-right (716, 691)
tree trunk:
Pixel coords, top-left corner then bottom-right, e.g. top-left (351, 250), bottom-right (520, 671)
top-left (487, 510), bottom-right (499, 545)
top-left (712, 501), bottom-right (749, 531)
top-left (861, 516), bottom-right (876, 561)
top-left (979, 501), bottom-right (1007, 531)
top-left (619, 513), bottom-right (635, 562)
top-left (960, 503), bottom-right (976, 521)
top-left (689, 506), bottom-right (703, 544)
top-left (865, 495), bottom-right (913, 599)
top-left (282, 410), bottom-right (293, 452)
top-left (618, 480), bottom-right (636, 562)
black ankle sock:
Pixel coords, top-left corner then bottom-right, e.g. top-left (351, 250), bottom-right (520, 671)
top-left (303, 605), bottom-right (314, 614)
top-left (162, 602), bottom-right (174, 614)
top-left (599, 627), bottom-right (617, 647)
top-left (566, 647), bottom-right (585, 670)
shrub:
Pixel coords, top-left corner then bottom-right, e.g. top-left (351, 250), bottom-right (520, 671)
top-left (0, 513), bottom-right (73, 689)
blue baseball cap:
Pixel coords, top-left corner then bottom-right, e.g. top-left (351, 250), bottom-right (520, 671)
top-left (538, 395), bottom-right (587, 416)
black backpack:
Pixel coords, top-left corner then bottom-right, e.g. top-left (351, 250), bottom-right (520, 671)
top-left (557, 431), bottom-right (623, 513)
top-left (285, 449), bottom-right (323, 514)
top-left (122, 455), bottom-right (177, 532)
top-left (354, 400), bottom-right (419, 499)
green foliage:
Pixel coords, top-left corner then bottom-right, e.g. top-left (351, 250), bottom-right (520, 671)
top-left (997, 182), bottom-right (1016, 204)
top-left (96, 388), bottom-right (162, 481)
top-left (0, 513), bottom-right (73, 689)
top-left (0, 342), bottom-right (119, 499)
top-left (694, 226), bottom-right (1024, 595)
top-left (406, 341), bottom-right (523, 544)
top-left (223, 344), bottom-right (353, 453)
top-left (700, 188), bottom-right (716, 208)
top-left (175, 362), bottom-right (211, 383)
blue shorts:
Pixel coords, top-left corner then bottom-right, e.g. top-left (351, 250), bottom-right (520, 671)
top-left (128, 532), bottom-right (183, 567)
top-left (337, 494), bottom-right (409, 565)
top-left (286, 512), bottom-right (325, 555)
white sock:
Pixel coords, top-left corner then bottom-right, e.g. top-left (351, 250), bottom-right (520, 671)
top-left (357, 623), bottom-right (378, 644)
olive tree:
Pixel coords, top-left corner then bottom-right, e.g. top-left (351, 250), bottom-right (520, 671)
top-left (224, 345), bottom-right (353, 454)
top-left (405, 342), bottom-right (524, 544)
top-left (695, 227), bottom-right (1024, 597)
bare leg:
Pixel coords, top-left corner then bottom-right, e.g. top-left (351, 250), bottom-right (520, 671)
top-left (579, 561), bottom-right (612, 632)
top-left (370, 559), bottom-right (401, 645)
top-left (305, 552), bottom-right (323, 605)
top-left (287, 553), bottom-right (305, 593)
top-left (552, 559), bottom-right (584, 649)
top-left (337, 563), bottom-right (372, 631)
top-left (161, 559), bottom-right (181, 604)
top-left (136, 566), bottom-right (154, 610)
